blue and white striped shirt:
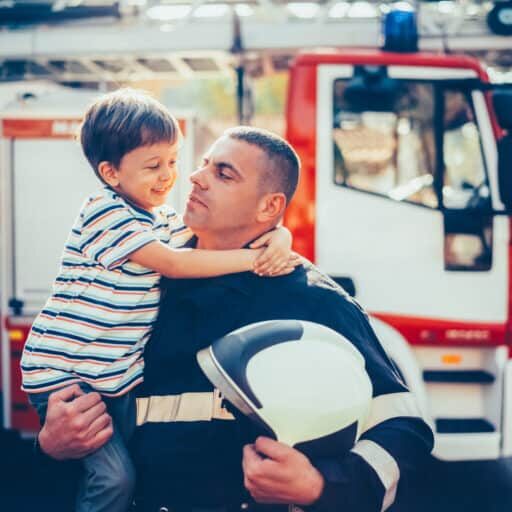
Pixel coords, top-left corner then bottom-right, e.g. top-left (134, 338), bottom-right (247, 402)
top-left (21, 186), bottom-right (191, 396)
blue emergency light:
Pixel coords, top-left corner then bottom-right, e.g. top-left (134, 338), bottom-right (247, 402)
top-left (383, 8), bottom-right (418, 53)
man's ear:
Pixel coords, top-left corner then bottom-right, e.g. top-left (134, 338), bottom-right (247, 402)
top-left (97, 161), bottom-right (119, 187)
top-left (256, 193), bottom-right (287, 223)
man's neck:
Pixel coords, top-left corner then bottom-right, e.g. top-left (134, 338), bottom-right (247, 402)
top-left (194, 226), bottom-right (272, 250)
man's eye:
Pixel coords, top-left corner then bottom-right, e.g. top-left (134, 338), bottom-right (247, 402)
top-left (147, 164), bottom-right (159, 170)
top-left (218, 169), bottom-right (232, 180)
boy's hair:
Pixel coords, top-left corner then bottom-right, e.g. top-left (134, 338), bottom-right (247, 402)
top-left (80, 88), bottom-right (179, 180)
top-left (224, 126), bottom-right (300, 204)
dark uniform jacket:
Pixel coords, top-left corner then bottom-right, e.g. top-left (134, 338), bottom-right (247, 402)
top-left (133, 262), bottom-right (434, 512)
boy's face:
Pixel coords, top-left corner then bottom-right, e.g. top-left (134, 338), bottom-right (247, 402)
top-left (105, 140), bottom-right (179, 211)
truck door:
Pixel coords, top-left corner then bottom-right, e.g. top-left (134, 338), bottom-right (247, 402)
top-left (315, 64), bottom-right (508, 332)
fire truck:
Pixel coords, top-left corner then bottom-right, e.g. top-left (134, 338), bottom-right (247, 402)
top-left (0, 84), bottom-right (196, 433)
top-left (284, 42), bottom-right (512, 460)
top-left (1, 12), bottom-right (512, 464)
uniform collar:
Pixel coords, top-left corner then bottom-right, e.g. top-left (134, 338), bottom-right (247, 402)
top-left (171, 235), bottom-right (299, 298)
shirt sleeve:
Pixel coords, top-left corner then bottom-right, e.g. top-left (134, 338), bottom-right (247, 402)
top-left (78, 194), bottom-right (157, 270)
top-left (167, 210), bottom-right (194, 248)
top-left (306, 291), bottom-right (434, 512)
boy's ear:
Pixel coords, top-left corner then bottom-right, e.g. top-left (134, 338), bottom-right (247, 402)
top-left (97, 161), bottom-right (119, 187)
top-left (256, 193), bottom-right (287, 223)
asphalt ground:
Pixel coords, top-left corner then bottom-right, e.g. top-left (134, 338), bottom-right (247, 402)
top-left (1, 429), bottom-right (511, 511)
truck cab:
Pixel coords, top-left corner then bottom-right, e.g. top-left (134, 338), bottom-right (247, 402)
top-left (285, 49), bottom-right (512, 461)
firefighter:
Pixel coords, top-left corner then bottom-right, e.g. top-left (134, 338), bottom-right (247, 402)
top-left (36, 126), bottom-right (433, 512)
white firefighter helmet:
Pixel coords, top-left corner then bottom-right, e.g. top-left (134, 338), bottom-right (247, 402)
top-left (196, 320), bottom-right (373, 457)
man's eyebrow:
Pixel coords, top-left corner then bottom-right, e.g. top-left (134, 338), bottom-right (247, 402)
top-left (215, 160), bottom-right (242, 179)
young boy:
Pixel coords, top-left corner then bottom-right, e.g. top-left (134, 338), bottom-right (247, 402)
top-left (20, 89), bottom-right (295, 512)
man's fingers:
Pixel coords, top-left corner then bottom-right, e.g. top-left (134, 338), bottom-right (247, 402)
top-left (71, 391), bottom-right (104, 414)
top-left (83, 416), bottom-right (113, 454)
top-left (243, 442), bottom-right (290, 483)
top-left (254, 436), bottom-right (291, 462)
top-left (81, 400), bottom-right (108, 428)
top-left (87, 411), bottom-right (112, 437)
top-left (243, 444), bottom-right (263, 466)
top-left (48, 384), bottom-right (84, 404)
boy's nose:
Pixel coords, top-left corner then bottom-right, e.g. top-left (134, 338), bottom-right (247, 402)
top-left (160, 167), bottom-right (174, 182)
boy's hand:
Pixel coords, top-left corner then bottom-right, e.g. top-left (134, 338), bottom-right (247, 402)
top-left (253, 252), bottom-right (302, 277)
top-left (251, 227), bottom-right (293, 276)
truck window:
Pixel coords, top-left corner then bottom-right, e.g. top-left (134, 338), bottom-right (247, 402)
top-left (442, 89), bottom-right (488, 209)
top-left (333, 79), bottom-right (438, 208)
top-left (442, 88), bottom-right (492, 272)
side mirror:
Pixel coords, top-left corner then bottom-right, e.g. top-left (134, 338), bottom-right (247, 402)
top-left (498, 134), bottom-right (512, 209)
top-left (493, 90), bottom-right (512, 131)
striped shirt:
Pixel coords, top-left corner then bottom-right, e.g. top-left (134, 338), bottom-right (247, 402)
top-left (21, 186), bottom-right (192, 397)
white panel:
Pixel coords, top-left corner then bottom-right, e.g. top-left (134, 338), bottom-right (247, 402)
top-left (426, 383), bottom-right (485, 418)
top-left (0, 137), bottom-right (13, 428)
top-left (13, 139), bottom-right (98, 313)
top-left (473, 90), bottom-right (504, 211)
top-left (31, 22), bottom-right (234, 55)
top-left (316, 65), bottom-right (508, 323)
top-left (433, 432), bottom-right (500, 460)
top-left (0, 31), bottom-right (33, 57)
top-left (388, 66), bottom-right (477, 80)
top-left (502, 361), bottom-right (512, 457)
top-left (13, 119), bottom-right (196, 315)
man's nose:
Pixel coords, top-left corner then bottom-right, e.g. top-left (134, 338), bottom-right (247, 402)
top-left (190, 167), bottom-right (208, 189)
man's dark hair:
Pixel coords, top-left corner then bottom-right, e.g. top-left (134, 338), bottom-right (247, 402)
top-left (224, 126), bottom-right (300, 204)
top-left (80, 88), bottom-right (179, 180)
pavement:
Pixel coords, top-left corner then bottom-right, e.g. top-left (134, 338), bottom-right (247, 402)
top-left (1, 429), bottom-right (512, 511)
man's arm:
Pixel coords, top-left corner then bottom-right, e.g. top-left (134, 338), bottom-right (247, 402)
top-left (242, 291), bottom-right (434, 512)
top-left (37, 384), bottom-right (113, 460)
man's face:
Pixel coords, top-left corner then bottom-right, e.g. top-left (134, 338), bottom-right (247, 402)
top-left (184, 136), bottom-right (267, 235)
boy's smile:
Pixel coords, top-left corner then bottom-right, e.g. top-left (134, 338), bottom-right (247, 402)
top-left (101, 140), bottom-right (179, 211)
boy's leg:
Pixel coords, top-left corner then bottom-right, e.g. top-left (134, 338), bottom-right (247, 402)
top-left (77, 425), bottom-right (136, 512)
top-left (30, 387), bottom-right (136, 512)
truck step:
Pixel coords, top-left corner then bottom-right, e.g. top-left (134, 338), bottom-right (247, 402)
top-left (435, 418), bottom-right (495, 434)
top-left (423, 370), bottom-right (495, 384)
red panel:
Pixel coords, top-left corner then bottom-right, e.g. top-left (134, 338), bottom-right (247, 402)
top-left (4, 317), bottom-right (40, 432)
top-left (2, 118), bottom-right (82, 139)
top-left (294, 50), bottom-right (489, 82)
top-left (508, 220), bottom-right (512, 356)
top-left (284, 62), bottom-right (317, 262)
top-left (372, 312), bottom-right (507, 347)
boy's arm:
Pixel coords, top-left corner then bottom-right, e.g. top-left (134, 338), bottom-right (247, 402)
top-left (129, 241), bottom-right (259, 279)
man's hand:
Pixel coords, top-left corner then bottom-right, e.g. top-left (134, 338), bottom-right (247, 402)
top-left (242, 437), bottom-right (324, 505)
top-left (38, 384), bottom-right (113, 460)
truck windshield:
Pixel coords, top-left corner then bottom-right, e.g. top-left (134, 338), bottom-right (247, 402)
top-left (332, 79), bottom-right (487, 210)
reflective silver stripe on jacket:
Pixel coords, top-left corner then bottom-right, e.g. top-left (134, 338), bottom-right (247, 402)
top-left (136, 389), bottom-right (235, 426)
